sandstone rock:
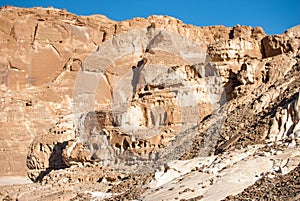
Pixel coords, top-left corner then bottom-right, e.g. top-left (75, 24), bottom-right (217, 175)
top-left (268, 92), bottom-right (300, 142)
top-left (0, 6), bottom-right (299, 201)
top-left (141, 145), bottom-right (300, 201)
top-left (62, 140), bottom-right (92, 167)
top-left (26, 115), bottom-right (75, 181)
top-left (0, 57), bottom-right (9, 86)
top-left (262, 34), bottom-right (297, 58)
top-left (208, 38), bottom-right (262, 62)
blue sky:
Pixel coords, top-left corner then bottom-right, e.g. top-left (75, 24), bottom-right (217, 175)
top-left (1, 0), bottom-right (299, 35)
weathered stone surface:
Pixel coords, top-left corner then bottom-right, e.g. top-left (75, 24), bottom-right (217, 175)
top-left (262, 26), bottom-right (300, 58)
top-left (268, 92), bottom-right (300, 142)
top-left (0, 5), bottom-right (299, 201)
top-left (141, 145), bottom-right (300, 201)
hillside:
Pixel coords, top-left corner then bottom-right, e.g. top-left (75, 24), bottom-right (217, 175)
top-left (0, 6), bottom-right (299, 200)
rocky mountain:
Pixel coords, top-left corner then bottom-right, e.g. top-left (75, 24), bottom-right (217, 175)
top-left (0, 6), bottom-right (299, 200)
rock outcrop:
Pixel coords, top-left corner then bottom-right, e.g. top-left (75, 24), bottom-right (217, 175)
top-left (0, 6), bottom-right (299, 201)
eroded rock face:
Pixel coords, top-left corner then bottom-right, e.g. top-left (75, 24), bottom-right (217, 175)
top-left (26, 115), bottom-right (75, 180)
top-left (0, 6), bottom-right (110, 176)
top-left (268, 92), bottom-right (300, 142)
top-left (0, 6), bottom-right (299, 188)
top-left (67, 27), bottom-right (227, 170)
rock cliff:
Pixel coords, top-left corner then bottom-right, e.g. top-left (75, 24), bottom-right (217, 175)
top-left (0, 6), bottom-right (299, 201)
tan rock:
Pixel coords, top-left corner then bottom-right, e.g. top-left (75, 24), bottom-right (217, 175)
top-left (0, 6), bottom-right (298, 184)
top-left (267, 92), bottom-right (300, 142)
